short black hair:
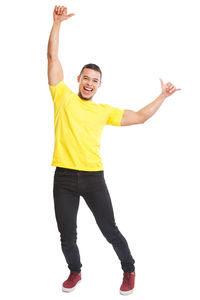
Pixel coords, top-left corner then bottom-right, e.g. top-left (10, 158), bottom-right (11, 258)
top-left (79, 63), bottom-right (102, 82)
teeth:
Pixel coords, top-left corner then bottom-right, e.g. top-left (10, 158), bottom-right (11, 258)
top-left (84, 87), bottom-right (92, 91)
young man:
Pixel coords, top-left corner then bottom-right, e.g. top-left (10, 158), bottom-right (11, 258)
top-left (47, 5), bottom-right (181, 296)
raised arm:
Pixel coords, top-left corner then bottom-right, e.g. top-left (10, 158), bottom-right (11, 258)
top-left (121, 79), bottom-right (181, 126)
top-left (47, 5), bottom-right (75, 86)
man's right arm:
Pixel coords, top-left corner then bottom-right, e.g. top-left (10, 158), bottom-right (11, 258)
top-left (47, 6), bottom-right (75, 86)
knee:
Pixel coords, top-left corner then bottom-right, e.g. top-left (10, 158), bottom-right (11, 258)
top-left (60, 238), bottom-right (77, 250)
top-left (103, 225), bottom-right (122, 244)
top-left (60, 231), bottom-right (77, 247)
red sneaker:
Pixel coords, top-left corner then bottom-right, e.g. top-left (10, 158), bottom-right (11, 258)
top-left (120, 272), bottom-right (135, 295)
top-left (62, 271), bottom-right (82, 293)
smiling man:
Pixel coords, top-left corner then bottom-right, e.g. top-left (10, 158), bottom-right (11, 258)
top-left (47, 5), bottom-right (181, 296)
top-left (78, 66), bottom-right (102, 100)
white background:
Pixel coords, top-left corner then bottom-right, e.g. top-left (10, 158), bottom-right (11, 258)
top-left (0, 0), bottom-right (199, 299)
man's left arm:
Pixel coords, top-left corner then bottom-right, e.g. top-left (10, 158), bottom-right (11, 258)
top-left (121, 79), bottom-right (181, 126)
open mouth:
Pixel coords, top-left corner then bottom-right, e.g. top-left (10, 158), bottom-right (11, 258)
top-left (83, 87), bottom-right (93, 93)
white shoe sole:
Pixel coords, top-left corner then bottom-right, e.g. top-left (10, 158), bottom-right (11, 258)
top-left (62, 279), bottom-right (81, 293)
top-left (120, 288), bottom-right (134, 296)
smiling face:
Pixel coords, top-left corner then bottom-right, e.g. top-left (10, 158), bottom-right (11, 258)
top-left (77, 68), bottom-right (101, 101)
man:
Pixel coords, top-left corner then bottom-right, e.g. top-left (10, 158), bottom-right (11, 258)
top-left (47, 5), bottom-right (181, 296)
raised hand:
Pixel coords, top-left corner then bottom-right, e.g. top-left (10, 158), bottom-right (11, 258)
top-left (53, 5), bottom-right (75, 23)
top-left (160, 79), bottom-right (181, 97)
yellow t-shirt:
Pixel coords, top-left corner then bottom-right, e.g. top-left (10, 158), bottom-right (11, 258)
top-left (49, 80), bottom-right (124, 171)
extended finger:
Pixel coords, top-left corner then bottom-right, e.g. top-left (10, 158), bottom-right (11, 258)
top-left (67, 13), bottom-right (75, 18)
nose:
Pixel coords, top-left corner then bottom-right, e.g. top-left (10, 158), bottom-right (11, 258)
top-left (87, 79), bottom-right (93, 86)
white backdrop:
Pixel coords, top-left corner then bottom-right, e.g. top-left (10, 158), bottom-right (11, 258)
top-left (0, 0), bottom-right (199, 299)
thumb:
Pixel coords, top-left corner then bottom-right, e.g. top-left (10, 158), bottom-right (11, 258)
top-left (67, 13), bottom-right (75, 18)
top-left (160, 78), bottom-right (164, 87)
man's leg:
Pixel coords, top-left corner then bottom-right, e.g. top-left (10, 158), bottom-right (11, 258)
top-left (81, 174), bottom-right (135, 272)
top-left (53, 171), bottom-right (82, 273)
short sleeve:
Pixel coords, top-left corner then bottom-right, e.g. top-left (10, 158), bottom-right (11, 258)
top-left (103, 104), bottom-right (125, 126)
top-left (49, 80), bottom-right (74, 105)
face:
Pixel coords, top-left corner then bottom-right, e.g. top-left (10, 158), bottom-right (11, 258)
top-left (77, 68), bottom-right (101, 101)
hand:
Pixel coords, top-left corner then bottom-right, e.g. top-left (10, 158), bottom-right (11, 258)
top-left (53, 5), bottom-right (75, 23)
top-left (160, 78), bottom-right (181, 98)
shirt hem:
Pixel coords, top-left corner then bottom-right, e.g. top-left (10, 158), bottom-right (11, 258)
top-left (51, 161), bottom-right (104, 171)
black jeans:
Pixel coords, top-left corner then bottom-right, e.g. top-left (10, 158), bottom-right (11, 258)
top-left (53, 167), bottom-right (135, 273)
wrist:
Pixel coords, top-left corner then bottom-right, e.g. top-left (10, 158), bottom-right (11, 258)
top-left (53, 19), bottom-right (61, 26)
top-left (160, 92), bottom-right (167, 100)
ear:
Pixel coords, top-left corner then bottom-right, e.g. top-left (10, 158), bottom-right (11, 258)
top-left (77, 75), bottom-right (80, 83)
